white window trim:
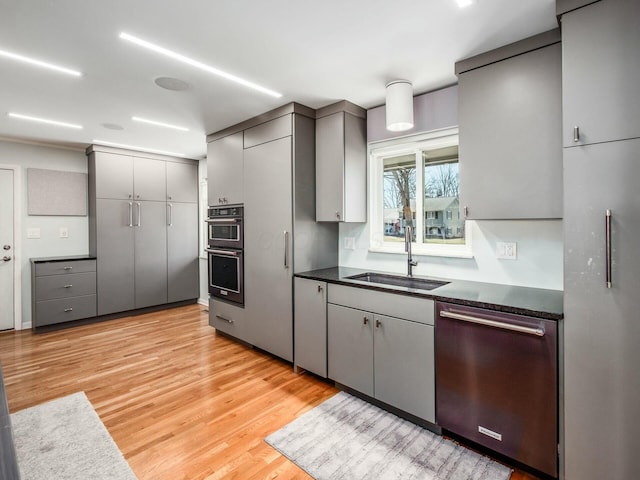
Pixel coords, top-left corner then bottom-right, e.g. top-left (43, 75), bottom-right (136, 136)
top-left (368, 127), bottom-right (473, 259)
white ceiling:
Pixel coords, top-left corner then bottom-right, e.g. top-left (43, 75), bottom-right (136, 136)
top-left (0, 0), bottom-right (557, 159)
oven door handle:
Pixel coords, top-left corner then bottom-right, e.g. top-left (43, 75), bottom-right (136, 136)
top-left (207, 249), bottom-right (240, 257)
top-left (206, 218), bottom-right (239, 223)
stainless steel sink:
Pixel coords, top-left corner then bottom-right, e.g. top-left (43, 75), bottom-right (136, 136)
top-left (346, 272), bottom-right (449, 291)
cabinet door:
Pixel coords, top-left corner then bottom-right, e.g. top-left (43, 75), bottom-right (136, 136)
top-left (243, 136), bottom-right (293, 361)
top-left (564, 139), bottom-right (640, 480)
top-left (94, 152), bottom-right (133, 200)
top-left (166, 161), bottom-right (198, 203)
top-left (327, 303), bottom-right (373, 396)
top-left (207, 132), bottom-right (243, 205)
top-left (133, 157), bottom-right (166, 201)
top-left (134, 200), bottom-right (168, 308)
top-left (374, 314), bottom-right (435, 422)
top-left (459, 43), bottom-right (562, 219)
top-left (562, 0), bottom-right (640, 146)
top-left (96, 199), bottom-right (135, 315)
top-left (316, 112), bottom-right (345, 221)
top-left (294, 278), bottom-right (327, 377)
top-left (167, 202), bottom-right (199, 303)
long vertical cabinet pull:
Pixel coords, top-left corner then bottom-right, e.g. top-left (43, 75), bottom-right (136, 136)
top-left (167, 203), bottom-right (173, 227)
top-left (284, 231), bottom-right (289, 269)
top-left (128, 202), bottom-right (133, 227)
top-left (606, 209), bottom-right (612, 288)
top-left (573, 126), bottom-right (580, 143)
top-left (136, 202), bottom-right (141, 227)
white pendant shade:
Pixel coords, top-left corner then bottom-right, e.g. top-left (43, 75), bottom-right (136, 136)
top-left (385, 80), bottom-right (414, 132)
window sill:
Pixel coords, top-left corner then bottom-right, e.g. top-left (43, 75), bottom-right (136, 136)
top-left (368, 245), bottom-right (474, 259)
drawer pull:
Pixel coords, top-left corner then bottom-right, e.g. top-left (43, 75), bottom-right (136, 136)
top-left (215, 314), bottom-right (234, 324)
top-left (64, 307), bottom-right (73, 312)
top-left (63, 266), bottom-right (73, 271)
top-left (64, 284), bottom-right (73, 288)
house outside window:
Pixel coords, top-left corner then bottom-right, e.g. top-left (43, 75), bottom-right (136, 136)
top-left (370, 128), bottom-right (472, 258)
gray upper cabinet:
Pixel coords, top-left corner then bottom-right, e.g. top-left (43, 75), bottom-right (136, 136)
top-left (561, 0), bottom-right (640, 147)
top-left (294, 277), bottom-right (328, 377)
top-left (94, 152), bottom-right (133, 200)
top-left (457, 32), bottom-right (562, 219)
top-left (166, 161), bottom-right (198, 203)
top-left (133, 157), bottom-right (166, 201)
top-left (207, 132), bottom-right (243, 206)
top-left (315, 102), bottom-right (367, 222)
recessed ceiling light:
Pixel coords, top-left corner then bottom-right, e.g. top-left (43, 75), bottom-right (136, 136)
top-left (132, 116), bottom-right (189, 132)
top-left (101, 123), bottom-right (124, 131)
top-left (154, 77), bottom-right (191, 91)
top-left (0, 49), bottom-right (82, 77)
top-left (456, 0), bottom-right (477, 7)
top-left (8, 112), bottom-right (83, 129)
top-left (92, 139), bottom-right (184, 157)
top-left (119, 32), bottom-right (282, 98)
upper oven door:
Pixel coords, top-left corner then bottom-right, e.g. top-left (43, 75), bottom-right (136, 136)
top-left (207, 218), bottom-right (243, 248)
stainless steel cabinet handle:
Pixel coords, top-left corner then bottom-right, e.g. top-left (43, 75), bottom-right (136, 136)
top-left (573, 126), bottom-right (580, 142)
top-left (606, 209), bottom-right (612, 288)
top-left (63, 266), bottom-right (73, 270)
top-left (128, 202), bottom-right (133, 227)
top-left (463, 206), bottom-right (468, 218)
top-left (3, 245), bottom-right (10, 250)
top-left (215, 314), bottom-right (234, 324)
top-left (2, 256), bottom-right (11, 262)
top-left (284, 231), bottom-right (289, 269)
top-left (317, 284), bottom-right (324, 293)
top-left (64, 307), bottom-right (73, 312)
top-left (64, 284), bottom-right (73, 288)
top-left (440, 310), bottom-right (545, 337)
top-left (167, 203), bottom-right (173, 227)
top-left (336, 211), bottom-right (341, 220)
top-left (375, 319), bottom-right (381, 328)
top-left (363, 316), bottom-right (369, 326)
top-left (136, 202), bottom-right (141, 227)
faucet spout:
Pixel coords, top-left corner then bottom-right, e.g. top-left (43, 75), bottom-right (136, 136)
top-left (405, 225), bottom-right (418, 277)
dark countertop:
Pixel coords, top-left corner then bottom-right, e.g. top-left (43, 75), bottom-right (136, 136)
top-left (295, 266), bottom-right (563, 320)
top-left (30, 255), bottom-right (96, 264)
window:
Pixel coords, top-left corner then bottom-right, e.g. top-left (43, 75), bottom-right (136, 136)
top-left (370, 128), bottom-right (471, 257)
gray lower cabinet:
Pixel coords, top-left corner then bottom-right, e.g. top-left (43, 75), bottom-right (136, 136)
top-left (563, 139), bottom-right (640, 480)
top-left (327, 284), bottom-right (435, 422)
top-left (134, 200), bottom-right (168, 309)
top-left (561, 0), bottom-right (640, 146)
top-left (457, 33), bottom-right (562, 219)
top-left (244, 136), bottom-right (294, 361)
top-left (209, 298), bottom-right (247, 341)
top-left (31, 258), bottom-right (97, 328)
top-left (207, 131), bottom-right (243, 206)
top-left (167, 202), bottom-right (199, 303)
top-left (294, 277), bottom-right (328, 377)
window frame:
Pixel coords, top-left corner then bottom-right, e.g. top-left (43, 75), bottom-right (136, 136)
top-left (368, 127), bottom-right (473, 258)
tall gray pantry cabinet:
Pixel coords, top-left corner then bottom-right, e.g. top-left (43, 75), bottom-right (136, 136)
top-left (87, 145), bottom-right (199, 316)
top-left (559, 0), bottom-right (640, 478)
top-left (206, 103), bottom-right (338, 362)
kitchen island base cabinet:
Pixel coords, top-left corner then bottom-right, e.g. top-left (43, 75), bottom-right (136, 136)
top-left (327, 284), bottom-right (435, 423)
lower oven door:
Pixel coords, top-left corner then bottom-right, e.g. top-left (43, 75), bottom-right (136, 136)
top-left (207, 248), bottom-right (243, 305)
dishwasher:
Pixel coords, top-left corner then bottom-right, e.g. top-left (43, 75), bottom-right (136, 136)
top-left (435, 302), bottom-right (557, 478)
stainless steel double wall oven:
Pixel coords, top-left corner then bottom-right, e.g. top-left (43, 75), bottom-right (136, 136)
top-left (206, 205), bottom-right (244, 305)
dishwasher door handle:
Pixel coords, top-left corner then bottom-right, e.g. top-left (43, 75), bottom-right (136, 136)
top-left (440, 310), bottom-right (545, 337)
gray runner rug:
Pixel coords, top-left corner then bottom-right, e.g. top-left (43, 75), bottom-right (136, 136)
top-left (266, 391), bottom-right (512, 480)
top-left (10, 392), bottom-right (138, 480)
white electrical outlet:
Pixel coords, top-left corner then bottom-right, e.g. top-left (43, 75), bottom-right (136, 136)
top-left (496, 242), bottom-right (517, 260)
top-left (344, 237), bottom-right (356, 250)
top-left (59, 227), bottom-right (69, 238)
top-left (27, 228), bottom-right (41, 239)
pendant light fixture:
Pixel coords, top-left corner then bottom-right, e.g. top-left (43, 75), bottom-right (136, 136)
top-left (385, 80), bottom-right (414, 132)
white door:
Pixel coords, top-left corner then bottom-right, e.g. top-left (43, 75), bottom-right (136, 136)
top-left (0, 168), bottom-right (15, 330)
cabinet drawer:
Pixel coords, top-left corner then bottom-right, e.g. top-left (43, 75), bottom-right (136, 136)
top-left (328, 284), bottom-right (434, 325)
top-left (209, 299), bottom-right (247, 340)
top-left (35, 260), bottom-right (96, 276)
top-left (243, 115), bottom-right (292, 149)
top-left (35, 272), bottom-right (96, 301)
top-left (34, 295), bottom-right (97, 327)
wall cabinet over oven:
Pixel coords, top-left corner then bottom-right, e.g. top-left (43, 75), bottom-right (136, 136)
top-left (88, 145), bottom-right (199, 317)
top-left (207, 131), bottom-right (243, 206)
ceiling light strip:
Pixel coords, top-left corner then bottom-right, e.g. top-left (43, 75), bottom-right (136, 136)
top-left (132, 116), bottom-right (189, 131)
top-left (0, 49), bottom-right (82, 77)
top-left (93, 139), bottom-right (185, 157)
top-left (119, 32), bottom-right (282, 98)
top-left (8, 112), bottom-right (83, 129)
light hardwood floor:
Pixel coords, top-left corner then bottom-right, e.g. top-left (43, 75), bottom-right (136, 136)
top-left (0, 304), bottom-right (539, 479)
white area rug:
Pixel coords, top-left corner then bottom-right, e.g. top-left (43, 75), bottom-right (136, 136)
top-left (266, 391), bottom-right (512, 480)
top-left (10, 392), bottom-right (137, 480)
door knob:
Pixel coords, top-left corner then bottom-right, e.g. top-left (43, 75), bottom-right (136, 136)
top-left (3, 245), bottom-right (10, 250)
top-left (2, 256), bottom-right (11, 262)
